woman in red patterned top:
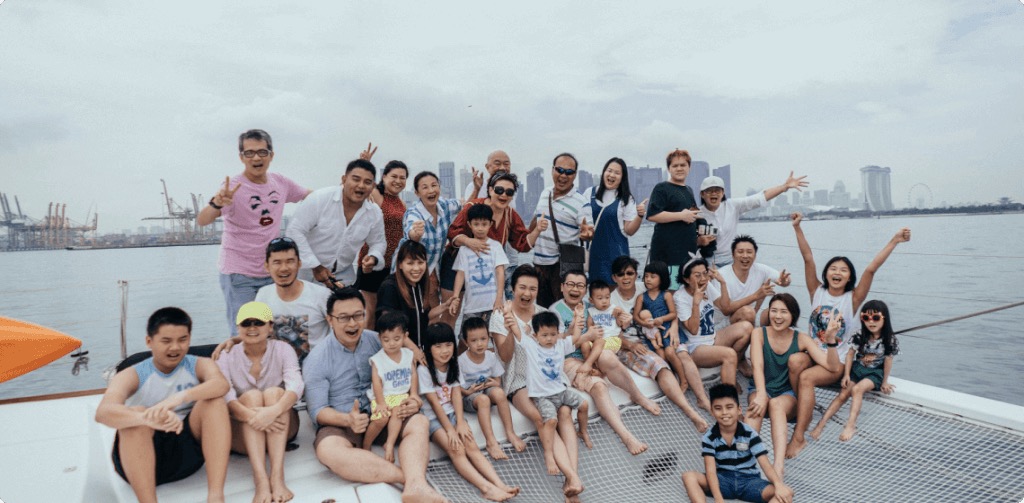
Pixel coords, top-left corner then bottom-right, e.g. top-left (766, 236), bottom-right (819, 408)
top-left (447, 172), bottom-right (546, 264)
top-left (357, 159), bottom-right (408, 329)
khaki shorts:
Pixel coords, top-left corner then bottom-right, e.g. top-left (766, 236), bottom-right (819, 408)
top-left (313, 424), bottom-right (386, 451)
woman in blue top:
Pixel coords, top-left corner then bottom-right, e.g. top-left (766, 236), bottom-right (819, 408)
top-left (585, 157), bottom-right (646, 284)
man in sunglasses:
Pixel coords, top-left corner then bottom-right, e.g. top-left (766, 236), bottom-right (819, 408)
top-left (286, 158), bottom-right (387, 291)
top-left (531, 152), bottom-right (595, 307)
top-left (303, 288), bottom-right (444, 503)
top-left (197, 129), bottom-right (311, 336)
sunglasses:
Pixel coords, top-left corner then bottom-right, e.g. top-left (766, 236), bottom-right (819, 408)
top-left (239, 319), bottom-right (268, 327)
top-left (269, 237), bottom-right (295, 245)
top-left (492, 186), bottom-right (516, 197)
top-left (554, 167), bottom-right (577, 176)
top-left (861, 313), bottom-right (884, 322)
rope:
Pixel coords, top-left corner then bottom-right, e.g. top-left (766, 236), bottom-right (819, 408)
top-left (756, 241), bottom-right (1024, 260)
top-left (894, 300), bottom-right (1024, 335)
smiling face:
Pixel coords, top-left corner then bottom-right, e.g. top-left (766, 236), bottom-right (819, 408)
top-left (464, 327), bottom-right (490, 356)
top-left (701, 186), bottom-right (724, 210)
top-left (602, 161), bottom-right (624, 191)
top-left (560, 273), bottom-right (587, 306)
top-left (824, 260), bottom-right (852, 292)
top-left (732, 242), bottom-right (757, 272)
top-left (379, 327), bottom-right (406, 354)
top-left (513, 276), bottom-right (539, 309)
top-left (551, 155), bottom-right (578, 194)
top-left (382, 167), bottom-right (408, 196)
top-left (489, 180), bottom-right (515, 209)
top-left (328, 298), bottom-right (367, 348)
top-left (667, 156), bottom-right (690, 184)
top-left (612, 266), bottom-right (637, 292)
top-left (486, 151), bottom-right (511, 176)
top-left (265, 248), bottom-right (300, 287)
top-left (342, 167), bottom-right (376, 205)
top-left (710, 396), bottom-right (740, 428)
top-left (239, 138), bottom-right (274, 182)
top-left (398, 254), bottom-right (427, 284)
top-left (416, 174), bottom-right (441, 207)
top-left (684, 264), bottom-right (709, 293)
top-left (146, 324), bottom-right (191, 373)
top-left (535, 325), bottom-right (560, 349)
top-left (430, 341), bottom-right (455, 368)
top-left (238, 318), bottom-right (272, 346)
top-left (768, 299), bottom-right (794, 331)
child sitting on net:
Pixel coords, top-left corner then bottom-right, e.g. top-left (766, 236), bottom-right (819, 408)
top-left (364, 311), bottom-right (421, 462)
top-left (509, 310), bottom-right (592, 475)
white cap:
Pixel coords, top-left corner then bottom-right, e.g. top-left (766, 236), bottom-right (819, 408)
top-left (700, 176), bottom-right (725, 192)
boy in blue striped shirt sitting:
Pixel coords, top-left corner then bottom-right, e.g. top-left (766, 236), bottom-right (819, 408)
top-left (682, 384), bottom-right (793, 503)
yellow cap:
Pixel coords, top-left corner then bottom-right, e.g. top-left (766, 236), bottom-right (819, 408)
top-left (236, 301), bottom-right (273, 325)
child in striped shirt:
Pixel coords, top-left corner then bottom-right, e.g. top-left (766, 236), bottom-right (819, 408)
top-left (682, 384), bottom-right (793, 503)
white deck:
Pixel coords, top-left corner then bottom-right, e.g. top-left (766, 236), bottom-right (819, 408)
top-left (1, 372), bottom-right (1022, 503)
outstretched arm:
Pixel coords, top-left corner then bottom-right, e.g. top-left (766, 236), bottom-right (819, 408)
top-left (853, 228), bottom-right (911, 309)
top-left (763, 171), bottom-right (808, 202)
top-left (791, 212), bottom-right (820, 299)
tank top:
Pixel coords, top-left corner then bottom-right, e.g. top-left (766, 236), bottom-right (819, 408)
top-left (359, 192), bottom-right (405, 269)
top-left (761, 327), bottom-right (800, 397)
top-left (126, 355), bottom-right (199, 420)
top-left (367, 348), bottom-right (414, 399)
top-left (642, 290), bottom-right (672, 333)
top-left (808, 287), bottom-right (859, 363)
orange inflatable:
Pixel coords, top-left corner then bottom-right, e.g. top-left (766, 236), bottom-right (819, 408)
top-left (0, 317), bottom-right (82, 383)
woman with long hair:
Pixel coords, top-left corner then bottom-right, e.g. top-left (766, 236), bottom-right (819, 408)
top-left (376, 241), bottom-right (455, 362)
top-left (584, 157), bottom-right (647, 284)
top-left (357, 160), bottom-right (408, 329)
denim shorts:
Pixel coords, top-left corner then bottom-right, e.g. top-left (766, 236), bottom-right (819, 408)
top-left (717, 469), bottom-right (770, 502)
top-left (428, 411), bottom-right (458, 436)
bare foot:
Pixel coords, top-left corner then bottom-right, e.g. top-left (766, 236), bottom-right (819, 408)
top-left (252, 479), bottom-right (272, 503)
top-left (687, 412), bottom-right (709, 433)
top-left (497, 484), bottom-right (521, 496)
top-left (785, 436), bottom-right (807, 459)
top-left (480, 484), bottom-right (513, 502)
top-left (384, 443), bottom-right (396, 463)
top-left (809, 425), bottom-right (825, 441)
top-left (208, 496), bottom-right (226, 503)
top-left (738, 359), bottom-right (753, 378)
top-left (545, 455), bottom-right (560, 475)
top-left (402, 481), bottom-right (448, 503)
top-left (562, 475), bottom-right (584, 497)
top-left (486, 442), bottom-right (509, 460)
top-left (839, 424), bottom-right (857, 441)
top-left (636, 396), bottom-right (661, 416)
top-left (622, 434), bottom-right (649, 455)
top-left (698, 398), bottom-right (712, 414)
top-left (507, 433), bottom-right (526, 452)
top-left (578, 429), bottom-right (593, 449)
top-left (270, 476), bottom-right (294, 503)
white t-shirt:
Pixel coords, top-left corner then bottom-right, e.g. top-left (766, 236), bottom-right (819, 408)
top-left (611, 286), bottom-right (642, 342)
top-left (698, 192), bottom-right (768, 265)
top-left (458, 350), bottom-right (505, 388)
top-left (809, 288), bottom-right (859, 364)
top-left (714, 263), bottom-right (780, 324)
top-left (417, 365), bottom-right (457, 420)
top-left (674, 282), bottom-right (721, 343)
top-left (586, 187), bottom-right (639, 235)
top-left (453, 237), bottom-right (509, 315)
top-left (489, 304), bottom-right (547, 395)
top-left (255, 280), bottom-right (333, 359)
top-left (367, 348), bottom-right (414, 400)
top-left (588, 305), bottom-right (622, 338)
top-left (520, 335), bottom-right (574, 398)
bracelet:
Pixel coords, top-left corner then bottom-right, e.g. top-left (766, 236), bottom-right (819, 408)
top-left (826, 341), bottom-right (839, 347)
top-left (208, 198), bottom-right (223, 210)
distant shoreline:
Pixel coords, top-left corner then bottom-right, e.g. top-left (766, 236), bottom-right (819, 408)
top-left (739, 204), bottom-right (1024, 223)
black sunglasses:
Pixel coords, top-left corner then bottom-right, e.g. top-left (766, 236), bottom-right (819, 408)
top-left (239, 319), bottom-right (268, 327)
top-left (554, 166), bottom-right (577, 176)
top-left (492, 186), bottom-right (516, 197)
top-left (269, 237), bottom-right (295, 245)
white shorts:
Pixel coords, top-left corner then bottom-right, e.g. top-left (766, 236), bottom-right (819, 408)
top-left (684, 334), bottom-right (717, 355)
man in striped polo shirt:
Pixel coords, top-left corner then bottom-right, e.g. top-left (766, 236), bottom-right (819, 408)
top-left (682, 383), bottom-right (793, 503)
top-left (531, 152), bottom-right (594, 307)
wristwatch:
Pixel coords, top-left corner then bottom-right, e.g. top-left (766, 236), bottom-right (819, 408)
top-left (209, 198), bottom-right (223, 210)
top-left (826, 341), bottom-right (840, 347)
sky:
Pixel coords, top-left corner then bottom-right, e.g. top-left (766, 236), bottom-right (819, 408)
top-left (1, 0), bottom-right (1022, 232)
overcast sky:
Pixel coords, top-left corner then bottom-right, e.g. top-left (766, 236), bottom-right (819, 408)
top-left (1, 0), bottom-right (1022, 232)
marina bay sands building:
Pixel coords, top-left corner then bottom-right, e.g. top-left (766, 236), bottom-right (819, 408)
top-left (860, 165), bottom-right (894, 211)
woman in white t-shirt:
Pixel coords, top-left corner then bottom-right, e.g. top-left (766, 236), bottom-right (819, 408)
top-left (585, 158), bottom-right (647, 284)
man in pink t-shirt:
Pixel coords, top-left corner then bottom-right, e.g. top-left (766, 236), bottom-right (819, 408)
top-left (197, 129), bottom-right (310, 335)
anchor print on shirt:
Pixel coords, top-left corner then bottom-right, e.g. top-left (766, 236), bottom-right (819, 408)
top-left (541, 356), bottom-right (560, 381)
top-left (249, 190), bottom-right (281, 227)
top-left (471, 256), bottom-right (493, 286)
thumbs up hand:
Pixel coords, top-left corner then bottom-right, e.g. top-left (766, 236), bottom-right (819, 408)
top-left (349, 399), bottom-right (369, 433)
top-left (579, 217), bottom-right (594, 240)
top-left (636, 198), bottom-right (648, 217)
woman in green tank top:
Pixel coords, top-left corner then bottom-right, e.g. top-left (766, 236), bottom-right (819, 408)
top-left (744, 293), bottom-right (842, 477)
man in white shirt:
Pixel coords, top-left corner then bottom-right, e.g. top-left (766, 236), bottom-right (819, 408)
top-left (531, 152), bottom-right (593, 307)
top-left (715, 235), bottom-right (791, 328)
top-left (286, 159), bottom-right (386, 288)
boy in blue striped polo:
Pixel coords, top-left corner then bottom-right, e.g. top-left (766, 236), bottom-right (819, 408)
top-left (682, 384), bottom-right (793, 503)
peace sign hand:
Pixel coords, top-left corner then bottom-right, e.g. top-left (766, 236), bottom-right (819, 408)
top-left (471, 166), bottom-right (484, 192)
top-left (774, 269), bottom-right (791, 287)
top-left (579, 218), bottom-right (594, 240)
top-left (359, 142), bottom-right (378, 161)
top-left (214, 176), bottom-right (241, 208)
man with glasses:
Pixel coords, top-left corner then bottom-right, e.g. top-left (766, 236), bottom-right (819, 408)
top-left (286, 158), bottom-right (386, 290)
top-left (532, 152), bottom-right (594, 307)
top-left (197, 129), bottom-right (311, 335)
top-left (303, 287), bottom-right (444, 503)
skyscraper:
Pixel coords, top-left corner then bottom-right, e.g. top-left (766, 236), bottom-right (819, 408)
top-left (459, 168), bottom-right (473, 200)
top-left (438, 162), bottom-right (456, 200)
top-left (860, 166), bottom-right (894, 211)
top-left (628, 164), bottom-right (662, 204)
top-left (813, 189), bottom-right (830, 206)
top-left (713, 164), bottom-right (732, 199)
top-left (830, 180), bottom-right (851, 209)
top-left (577, 170), bottom-right (595, 195)
top-left (686, 161), bottom-right (711, 199)
top-left (521, 167), bottom-right (545, 219)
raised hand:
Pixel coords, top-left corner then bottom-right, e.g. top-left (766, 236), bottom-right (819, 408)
top-left (359, 142), bottom-right (378, 161)
top-left (213, 176), bottom-right (241, 208)
top-left (784, 171), bottom-right (809, 192)
top-left (349, 399), bottom-right (369, 434)
top-left (409, 220), bottom-right (426, 241)
top-left (893, 227), bottom-right (911, 243)
top-left (502, 302), bottom-right (516, 330)
top-left (758, 279), bottom-right (776, 300)
top-left (536, 214), bottom-right (550, 232)
top-left (790, 212), bottom-right (803, 227)
top-left (825, 309), bottom-right (843, 343)
top-left (471, 166), bottom-right (483, 191)
top-left (573, 303), bottom-right (586, 331)
top-left (636, 198), bottom-right (648, 217)
top-left (774, 269), bottom-right (791, 287)
top-left (579, 218), bottom-right (594, 240)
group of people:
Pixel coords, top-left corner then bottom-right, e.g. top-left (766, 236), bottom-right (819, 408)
top-left (94, 129), bottom-right (911, 503)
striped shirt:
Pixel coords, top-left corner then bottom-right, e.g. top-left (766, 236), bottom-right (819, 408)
top-left (701, 421), bottom-right (767, 475)
top-left (533, 188), bottom-right (588, 266)
top-left (398, 197), bottom-right (461, 274)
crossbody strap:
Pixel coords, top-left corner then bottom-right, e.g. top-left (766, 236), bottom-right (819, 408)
top-left (548, 193), bottom-right (562, 245)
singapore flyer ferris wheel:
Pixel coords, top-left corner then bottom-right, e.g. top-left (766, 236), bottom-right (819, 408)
top-left (907, 183), bottom-right (933, 209)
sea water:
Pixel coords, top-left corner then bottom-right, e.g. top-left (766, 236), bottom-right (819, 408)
top-left (2, 213), bottom-right (1022, 405)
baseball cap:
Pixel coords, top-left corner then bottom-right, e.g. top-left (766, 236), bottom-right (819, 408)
top-left (700, 176), bottom-right (725, 192)
top-left (236, 301), bottom-right (273, 325)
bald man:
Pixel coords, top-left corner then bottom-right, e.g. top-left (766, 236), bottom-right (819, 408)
top-left (463, 150), bottom-right (516, 206)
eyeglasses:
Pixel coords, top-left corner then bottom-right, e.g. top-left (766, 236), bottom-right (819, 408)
top-left (563, 281), bottom-right (587, 290)
top-left (330, 311), bottom-right (367, 325)
top-left (861, 313), bottom-right (884, 322)
top-left (239, 319), bottom-right (268, 327)
top-left (554, 167), bottom-right (577, 176)
top-left (492, 186), bottom-right (516, 197)
top-left (241, 149), bottom-right (272, 158)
